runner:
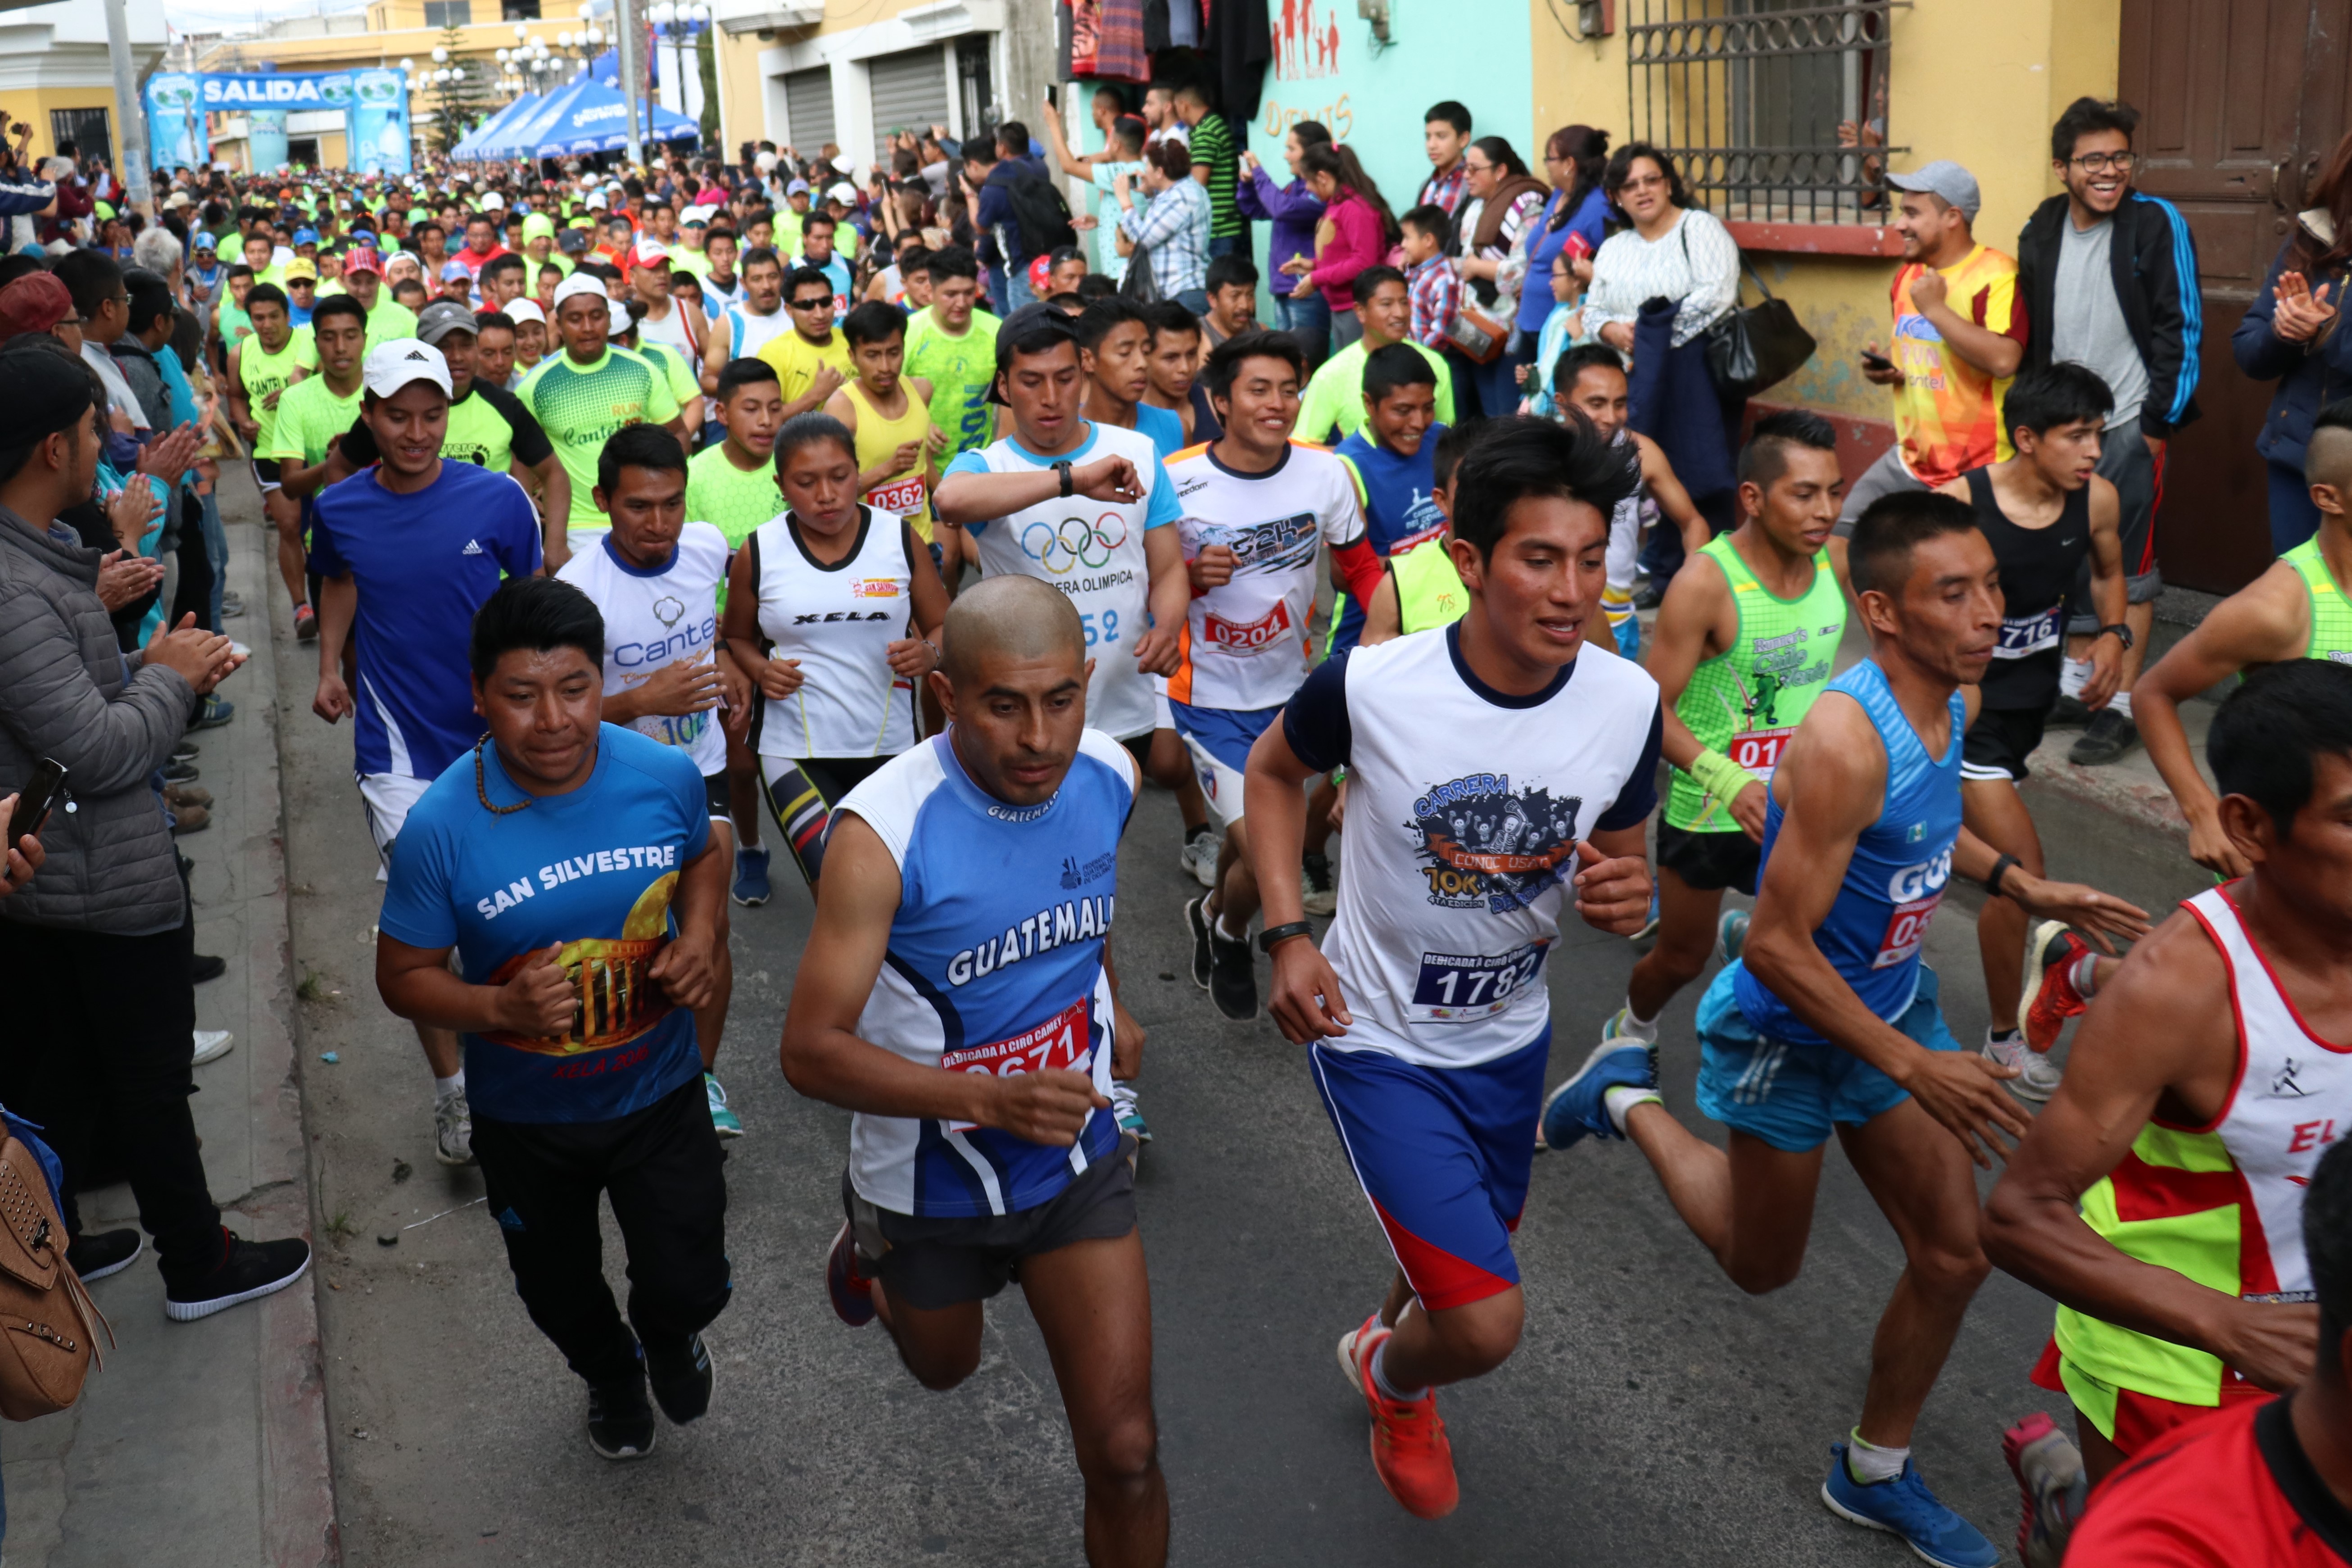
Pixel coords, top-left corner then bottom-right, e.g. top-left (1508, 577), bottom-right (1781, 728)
top-left (721, 412), bottom-right (948, 889)
top-left (1077, 297), bottom-right (1186, 459)
top-left (1168, 330), bottom-right (1385, 1021)
top-left (557, 424), bottom-right (753, 1140)
top-left (1543, 490), bottom-right (2148, 1567)
top-left (779, 574), bottom-right (1166, 1567)
top-left (266, 293), bottom-right (367, 647)
top-left (375, 575), bottom-right (730, 1461)
top-left (1356, 426), bottom-right (1475, 644)
top-left (823, 300), bottom-right (946, 562)
top-left (224, 281), bottom-right (316, 634)
top-left (687, 357), bottom-right (789, 906)
top-left (1932, 362), bottom-right (2126, 1099)
top-left (472, 310), bottom-right (519, 393)
top-left (1609, 410), bottom-right (1848, 1059)
top-left (1983, 659), bottom-right (2352, 1554)
top-left (1244, 415), bottom-right (1660, 1518)
top-left (519, 274), bottom-right (684, 560)
top-left (754, 266), bottom-right (856, 421)
top-left (901, 247), bottom-right (999, 466)
top-left (1327, 343), bottom-right (1449, 653)
top-left (701, 245), bottom-right (791, 392)
top-left (309, 339), bottom-right (546, 1170)
top-left (1139, 300), bottom-right (1221, 445)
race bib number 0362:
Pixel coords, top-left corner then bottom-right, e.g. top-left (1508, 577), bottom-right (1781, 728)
top-left (867, 476), bottom-right (926, 515)
top-left (1409, 943), bottom-right (1550, 1023)
top-left (939, 996), bottom-right (1092, 1131)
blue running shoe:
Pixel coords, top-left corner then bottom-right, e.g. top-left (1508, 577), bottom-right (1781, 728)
top-left (733, 846), bottom-right (772, 907)
top-left (1715, 907), bottom-right (1749, 965)
top-left (1821, 1443), bottom-right (1999, 1568)
top-left (1630, 888), bottom-right (1662, 942)
top-left (1539, 1040), bottom-right (1654, 1151)
top-left (705, 1074), bottom-right (743, 1139)
top-left (1613, 612), bottom-right (1641, 662)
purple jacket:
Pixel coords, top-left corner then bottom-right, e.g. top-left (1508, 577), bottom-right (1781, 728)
top-left (1237, 165), bottom-right (1323, 277)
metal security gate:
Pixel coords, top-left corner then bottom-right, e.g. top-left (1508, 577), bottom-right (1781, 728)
top-left (868, 46), bottom-right (950, 163)
top-left (783, 66), bottom-right (836, 155)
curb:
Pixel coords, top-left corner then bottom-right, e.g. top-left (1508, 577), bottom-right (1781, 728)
top-left (2019, 736), bottom-right (2192, 842)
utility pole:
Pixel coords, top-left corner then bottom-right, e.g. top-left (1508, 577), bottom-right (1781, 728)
top-left (613, 0), bottom-right (644, 167)
top-left (104, 0), bottom-right (152, 211)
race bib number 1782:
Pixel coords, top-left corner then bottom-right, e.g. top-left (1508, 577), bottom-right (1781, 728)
top-left (1408, 943), bottom-right (1550, 1023)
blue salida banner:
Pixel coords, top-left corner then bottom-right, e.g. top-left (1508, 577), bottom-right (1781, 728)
top-left (143, 69), bottom-right (414, 175)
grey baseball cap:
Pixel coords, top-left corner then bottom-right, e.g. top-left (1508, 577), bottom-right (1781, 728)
top-left (415, 299), bottom-right (479, 346)
top-left (1885, 159), bottom-right (1980, 221)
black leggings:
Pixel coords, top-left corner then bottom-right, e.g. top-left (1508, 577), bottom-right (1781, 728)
top-left (762, 755), bottom-right (893, 887)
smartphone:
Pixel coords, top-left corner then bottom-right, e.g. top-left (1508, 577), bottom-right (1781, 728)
top-left (1860, 349), bottom-right (1895, 372)
top-left (6, 758), bottom-right (66, 852)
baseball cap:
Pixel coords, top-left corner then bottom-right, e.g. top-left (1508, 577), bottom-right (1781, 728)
top-left (0, 272), bottom-right (73, 336)
top-left (440, 259), bottom-right (473, 281)
top-left (284, 258), bottom-right (318, 282)
top-left (192, 231), bottom-right (217, 253)
top-left (481, 191), bottom-right (506, 210)
top-left (680, 205), bottom-right (711, 227)
top-left (826, 182), bottom-right (857, 205)
top-left (504, 298), bottom-right (546, 328)
top-left (362, 339), bottom-right (453, 399)
top-left (586, 190), bottom-right (609, 210)
top-left (164, 191), bottom-right (192, 209)
top-left (632, 237), bottom-right (671, 265)
top-left (1885, 159), bottom-right (1981, 222)
top-left (521, 212), bottom-right (556, 243)
top-left (987, 303), bottom-right (1080, 405)
top-left (557, 228), bottom-right (589, 254)
top-left (293, 227), bottom-right (319, 245)
top-left (344, 246), bottom-right (383, 276)
top-left (415, 300), bottom-right (479, 346)
top-left (785, 178), bottom-right (811, 197)
top-left (552, 272), bottom-right (612, 312)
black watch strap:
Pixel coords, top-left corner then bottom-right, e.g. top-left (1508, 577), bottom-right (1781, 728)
top-left (2096, 622), bottom-right (2134, 650)
top-left (1054, 459), bottom-right (1074, 498)
top-left (1258, 920), bottom-right (1314, 954)
top-left (1982, 852), bottom-right (2023, 899)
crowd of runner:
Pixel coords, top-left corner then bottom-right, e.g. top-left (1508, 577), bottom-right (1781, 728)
top-left (5, 96), bottom-right (2352, 1568)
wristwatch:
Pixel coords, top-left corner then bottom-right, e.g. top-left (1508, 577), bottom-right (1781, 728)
top-left (1258, 920), bottom-right (1314, 955)
top-left (2094, 622), bottom-right (2134, 650)
top-left (1053, 459), bottom-right (1074, 498)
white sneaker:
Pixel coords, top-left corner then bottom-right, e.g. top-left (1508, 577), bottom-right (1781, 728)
top-left (1179, 829), bottom-right (1220, 889)
top-left (1301, 852), bottom-right (1337, 917)
top-left (1983, 1033), bottom-right (2064, 1103)
top-left (1600, 1006), bottom-right (1658, 1046)
top-left (192, 1029), bottom-right (235, 1065)
top-left (435, 1090), bottom-right (476, 1166)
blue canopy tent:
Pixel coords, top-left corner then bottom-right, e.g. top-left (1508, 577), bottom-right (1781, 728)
top-left (453, 93), bottom-right (541, 160)
top-left (517, 77), bottom-right (700, 156)
top-left (473, 78), bottom-right (592, 160)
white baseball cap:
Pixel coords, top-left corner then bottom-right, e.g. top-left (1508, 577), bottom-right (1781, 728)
top-left (504, 298), bottom-right (547, 327)
top-left (552, 272), bottom-right (612, 311)
top-left (362, 339), bottom-right (453, 399)
top-left (826, 181), bottom-right (857, 205)
top-left (632, 237), bottom-right (671, 265)
top-left (585, 190), bottom-right (609, 210)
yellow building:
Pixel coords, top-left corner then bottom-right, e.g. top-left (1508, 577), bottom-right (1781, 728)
top-left (0, 0), bottom-right (168, 165)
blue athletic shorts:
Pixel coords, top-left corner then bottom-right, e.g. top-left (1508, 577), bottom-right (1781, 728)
top-left (1168, 698), bottom-right (1283, 824)
top-left (1308, 1029), bottom-right (1547, 1311)
top-left (1693, 962), bottom-right (1961, 1153)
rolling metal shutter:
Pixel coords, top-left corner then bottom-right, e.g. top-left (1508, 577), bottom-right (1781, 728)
top-left (784, 66), bottom-right (836, 154)
top-left (866, 46), bottom-right (949, 163)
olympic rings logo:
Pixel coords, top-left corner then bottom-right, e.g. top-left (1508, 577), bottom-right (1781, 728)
top-left (1020, 512), bottom-right (1130, 575)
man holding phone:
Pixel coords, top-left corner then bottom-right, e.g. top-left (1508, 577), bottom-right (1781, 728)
top-left (0, 341), bottom-right (312, 1318)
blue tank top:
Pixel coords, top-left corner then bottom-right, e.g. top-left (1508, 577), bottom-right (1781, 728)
top-left (1331, 427), bottom-right (1448, 650)
top-left (1731, 660), bottom-right (1964, 1047)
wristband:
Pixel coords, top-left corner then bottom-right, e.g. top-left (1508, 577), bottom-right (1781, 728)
top-left (1982, 853), bottom-right (2023, 899)
top-left (1686, 748), bottom-right (1759, 812)
top-left (1258, 920), bottom-right (1314, 955)
top-left (1054, 459), bottom-right (1074, 498)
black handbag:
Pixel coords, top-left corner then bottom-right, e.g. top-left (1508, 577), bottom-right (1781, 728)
top-left (1683, 226), bottom-right (1817, 399)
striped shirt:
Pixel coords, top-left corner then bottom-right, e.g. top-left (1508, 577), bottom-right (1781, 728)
top-left (1186, 112), bottom-right (1242, 240)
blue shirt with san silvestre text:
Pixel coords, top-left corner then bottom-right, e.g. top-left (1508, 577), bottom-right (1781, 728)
top-left (377, 725), bottom-right (711, 1123)
top-left (308, 459), bottom-right (542, 780)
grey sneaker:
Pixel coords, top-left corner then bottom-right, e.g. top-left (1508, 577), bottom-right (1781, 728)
top-left (2067, 709), bottom-right (2139, 766)
top-left (1178, 828), bottom-right (1219, 889)
top-left (1983, 1031), bottom-right (2064, 1103)
top-left (434, 1090), bottom-right (476, 1167)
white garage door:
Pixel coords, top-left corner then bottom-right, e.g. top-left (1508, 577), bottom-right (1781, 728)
top-left (866, 46), bottom-right (950, 163)
top-left (783, 65), bottom-right (835, 155)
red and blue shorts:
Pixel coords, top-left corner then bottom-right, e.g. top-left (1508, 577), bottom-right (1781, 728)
top-left (1308, 1029), bottom-right (1547, 1312)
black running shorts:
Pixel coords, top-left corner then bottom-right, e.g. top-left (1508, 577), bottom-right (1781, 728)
top-left (844, 1151), bottom-right (1137, 1311)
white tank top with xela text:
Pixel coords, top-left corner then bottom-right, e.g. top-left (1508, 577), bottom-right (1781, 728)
top-left (749, 505), bottom-right (919, 760)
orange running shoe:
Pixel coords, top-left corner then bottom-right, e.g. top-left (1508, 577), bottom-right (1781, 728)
top-left (2019, 921), bottom-right (2092, 1053)
top-left (1339, 1313), bottom-right (1459, 1519)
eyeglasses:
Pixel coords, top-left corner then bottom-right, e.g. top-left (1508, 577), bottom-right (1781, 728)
top-left (2068, 151), bottom-right (2137, 173)
top-left (1618, 173), bottom-right (1669, 193)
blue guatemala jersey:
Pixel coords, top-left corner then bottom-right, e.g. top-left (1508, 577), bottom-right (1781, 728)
top-left (308, 459), bottom-right (543, 780)
top-left (1732, 659), bottom-right (1964, 1047)
top-left (837, 727), bottom-right (1137, 1217)
top-left (377, 725), bottom-right (711, 1124)
top-left (1332, 426), bottom-right (1449, 650)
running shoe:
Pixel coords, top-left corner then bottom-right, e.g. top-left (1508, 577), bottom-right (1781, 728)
top-left (731, 845), bottom-right (772, 907)
top-left (586, 1372), bottom-right (657, 1460)
top-left (1715, 907), bottom-right (1750, 965)
top-left (1178, 827), bottom-right (1219, 889)
top-left (1184, 895), bottom-right (1215, 990)
top-left (2045, 692), bottom-right (2093, 729)
top-left (434, 1089), bottom-right (476, 1167)
top-left (1207, 919), bottom-right (1258, 1022)
top-left (2068, 709), bottom-right (2139, 767)
top-left (826, 1219), bottom-right (877, 1328)
top-left (2002, 1413), bottom-right (2087, 1568)
top-left (192, 1029), bottom-right (235, 1066)
top-left (190, 696), bottom-right (234, 730)
top-left (1110, 1081), bottom-right (1151, 1143)
top-left (2019, 920), bottom-right (2092, 1053)
top-left (67, 1228), bottom-right (142, 1282)
top-left (1983, 1031), bottom-right (2063, 1104)
top-left (1539, 1040), bottom-right (1654, 1151)
top-left (163, 757), bottom-right (199, 784)
top-left (1600, 1006), bottom-right (1662, 1095)
top-left (220, 590), bottom-right (245, 618)
top-left (1340, 1313), bottom-right (1459, 1519)
top-left (1301, 851), bottom-right (1337, 917)
top-left (1630, 888), bottom-right (1662, 942)
top-left (705, 1073), bottom-right (743, 1138)
top-left (645, 1331), bottom-right (714, 1425)
top-left (293, 603), bottom-right (318, 642)
top-left (164, 1229), bottom-right (311, 1322)
top-left (1820, 1443), bottom-right (1999, 1568)
top-left (189, 951), bottom-right (227, 983)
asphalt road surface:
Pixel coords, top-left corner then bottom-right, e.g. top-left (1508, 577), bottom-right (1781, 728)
top-left (272, 554), bottom-right (2209, 1566)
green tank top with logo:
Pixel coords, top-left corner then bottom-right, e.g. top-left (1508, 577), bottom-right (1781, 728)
top-left (1390, 541), bottom-right (1468, 636)
top-left (1665, 532), bottom-right (1846, 832)
top-left (239, 328), bottom-right (314, 455)
top-left (2284, 537), bottom-right (2352, 663)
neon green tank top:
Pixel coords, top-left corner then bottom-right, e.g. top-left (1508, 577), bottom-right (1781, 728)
top-left (239, 331), bottom-right (312, 454)
top-left (1391, 541), bottom-right (1467, 635)
top-left (1665, 532), bottom-right (1845, 831)
top-left (2284, 537), bottom-right (2352, 662)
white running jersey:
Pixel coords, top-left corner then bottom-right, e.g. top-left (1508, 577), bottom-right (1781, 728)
top-left (2183, 884), bottom-right (2352, 1299)
top-left (951, 421), bottom-right (1179, 740)
top-left (1283, 626), bottom-right (1663, 1068)
top-left (722, 302), bottom-right (792, 363)
top-left (837, 728), bottom-right (1136, 1216)
top-left (748, 507), bottom-right (920, 759)
top-left (637, 300), bottom-right (698, 366)
top-left (1165, 439), bottom-right (1367, 711)
top-left (555, 525), bottom-right (730, 775)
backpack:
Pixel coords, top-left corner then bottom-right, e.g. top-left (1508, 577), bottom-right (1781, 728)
top-left (1004, 168), bottom-right (1077, 261)
top-left (0, 1120), bottom-right (107, 1420)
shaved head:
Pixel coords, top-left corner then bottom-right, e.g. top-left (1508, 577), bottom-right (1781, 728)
top-left (2310, 420), bottom-right (2352, 498)
top-left (942, 575), bottom-right (1085, 689)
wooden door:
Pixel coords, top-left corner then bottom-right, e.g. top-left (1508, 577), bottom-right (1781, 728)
top-left (2121, 0), bottom-right (2349, 593)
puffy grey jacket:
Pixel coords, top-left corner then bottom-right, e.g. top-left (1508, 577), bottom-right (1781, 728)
top-left (0, 506), bottom-right (192, 935)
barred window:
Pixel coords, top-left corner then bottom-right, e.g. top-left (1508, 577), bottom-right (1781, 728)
top-left (423, 0), bottom-right (473, 26)
top-left (1625, 0), bottom-right (1906, 226)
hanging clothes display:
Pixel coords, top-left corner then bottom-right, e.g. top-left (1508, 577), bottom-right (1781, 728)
top-left (1092, 0), bottom-right (1150, 82)
top-left (1071, 0), bottom-right (1103, 77)
top-left (1210, 0), bottom-right (1271, 122)
top-left (1169, 0), bottom-right (1201, 49)
top-left (1057, 0), bottom-right (1078, 82)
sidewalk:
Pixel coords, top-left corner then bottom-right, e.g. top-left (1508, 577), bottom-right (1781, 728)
top-left (2018, 697), bottom-right (2210, 839)
top-left (1, 493), bottom-right (335, 1566)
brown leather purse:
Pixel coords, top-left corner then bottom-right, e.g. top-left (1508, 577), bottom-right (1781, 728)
top-left (0, 1131), bottom-right (108, 1420)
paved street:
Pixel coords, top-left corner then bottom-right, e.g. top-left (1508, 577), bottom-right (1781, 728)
top-left (265, 474), bottom-right (2210, 1566)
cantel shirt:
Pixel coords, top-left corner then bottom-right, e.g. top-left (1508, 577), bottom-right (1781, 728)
top-left (836, 728), bottom-right (1135, 1216)
top-left (556, 525), bottom-right (731, 775)
top-left (518, 346), bottom-right (681, 530)
top-left (378, 725), bottom-right (710, 1124)
top-left (267, 374), bottom-right (364, 466)
top-left (307, 460), bottom-right (544, 779)
top-left (336, 381), bottom-right (555, 478)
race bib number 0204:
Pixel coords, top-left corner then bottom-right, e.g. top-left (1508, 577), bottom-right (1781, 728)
top-left (939, 996), bottom-right (1092, 1131)
top-left (1409, 943), bottom-right (1550, 1023)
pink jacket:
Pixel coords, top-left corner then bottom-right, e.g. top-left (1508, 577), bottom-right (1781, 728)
top-left (1306, 188), bottom-right (1387, 312)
